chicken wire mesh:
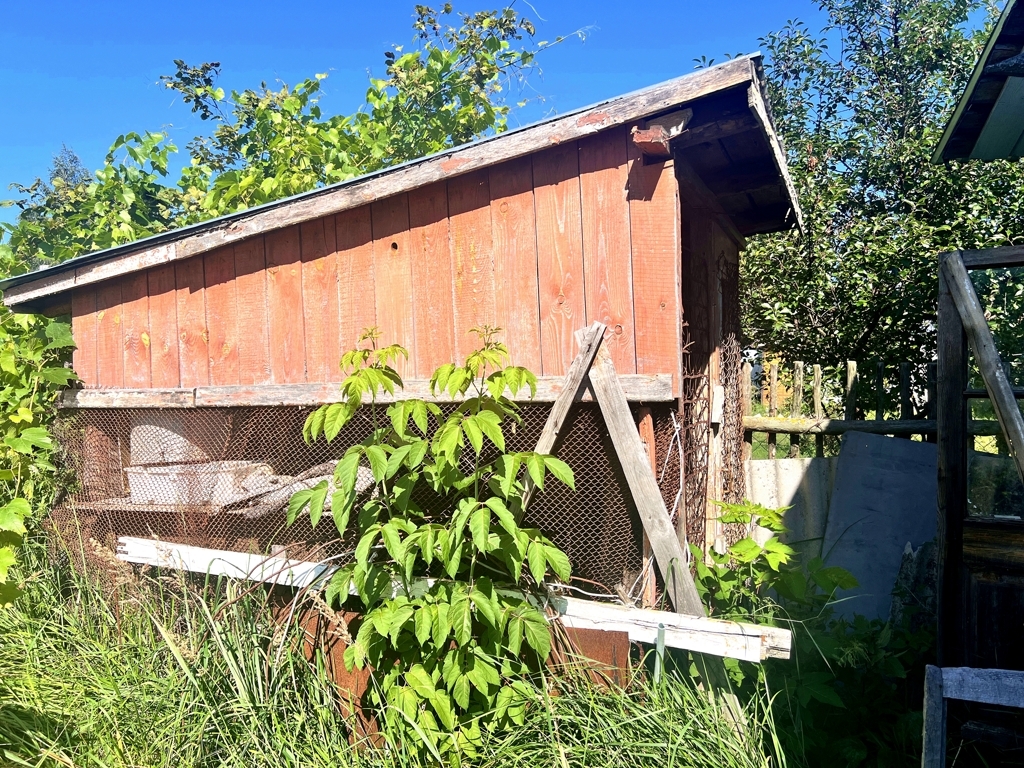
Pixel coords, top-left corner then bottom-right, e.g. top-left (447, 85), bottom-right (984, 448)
top-left (50, 402), bottom-right (685, 600)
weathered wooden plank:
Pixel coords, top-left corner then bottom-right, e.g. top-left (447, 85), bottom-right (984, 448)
top-left (233, 236), bottom-right (271, 385)
top-left (522, 322), bottom-right (607, 511)
top-left (62, 388), bottom-right (196, 409)
top-left (371, 195), bottom-right (415, 376)
top-left (120, 272), bottom-right (151, 388)
top-left (300, 218), bottom-right (340, 382)
top-left (95, 280), bottom-right (123, 387)
top-left (188, 373), bottom-right (672, 408)
top-left (264, 226), bottom-right (305, 384)
top-left (579, 126), bottom-right (636, 374)
top-left (2, 58), bottom-right (761, 309)
top-left (534, 143), bottom-right (586, 376)
top-left (768, 362), bottom-right (778, 459)
top-left (489, 158), bottom-right (542, 372)
top-left (746, 82), bottom-right (803, 231)
top-left (845, 361), bottom-right (858, 420)
top-left (921, 665), bottom-right (947, 768)
top-left (408, 184), bottom-right (455, 376)
top-left (448, 170), bottom-right (496, 361)
top-left (636, 406), bottom-right (659, 608)
top-left (335, 207), bottom-right (377, 365)
top-left (744, 416), bottom-right (937, 436)
top-left (553, 594), bottom-right (789, 662)
top-left (790, 361), bottom-right (804, 457)
top-left (589, 343), bottom-right (704, 616)
top-left (942, 250), bottom-right (1024, 485)
top-left (147, 264), bottom-right (180, 387)
top-left (627, 129), bottom-right (681, 390)
top-left (942, 666), bottom-right (1024, 708)
top-left (203, 246), bottom-right (239, 386)
top-left (813, 363), bottom-right (824, 456)
top-left (959, 245), bottom-right (1024, 269)
top-left (174, 257), bottom-right (209, 388)
top-left (71, 288), bottom-right (98, 387)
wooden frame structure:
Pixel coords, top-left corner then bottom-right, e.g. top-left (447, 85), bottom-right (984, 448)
top-left (936, 246), bottom-right (1024, 672)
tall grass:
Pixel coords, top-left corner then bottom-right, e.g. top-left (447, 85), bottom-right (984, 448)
top-left (0, 542), bottom-right (784, 768)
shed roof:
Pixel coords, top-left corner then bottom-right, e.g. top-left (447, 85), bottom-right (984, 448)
top-left (1, 54), bottom-right (800, 312)
top-left (935, 0), bottom-right (1024, 161)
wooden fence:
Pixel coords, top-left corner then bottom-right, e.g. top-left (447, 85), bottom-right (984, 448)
top-left (742, 360), bottom-right (1001, 459)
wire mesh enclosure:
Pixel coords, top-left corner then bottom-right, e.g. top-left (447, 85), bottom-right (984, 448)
top-left (51, 402), bottom-right (687, 600)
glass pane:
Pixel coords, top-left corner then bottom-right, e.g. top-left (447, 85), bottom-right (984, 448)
top-left (968, 398), bottom-right (1024, 519)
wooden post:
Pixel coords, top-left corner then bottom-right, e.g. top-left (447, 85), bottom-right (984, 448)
top-left (900, 362), bottom-right (912, 440)
top-left (589, 343), bottom-right (705, 616)
top-left (813, 364), bottom-right (824, 457)
top-left (927, 362), bottom-right (938, 444)
top-left (875, 361), bottom-right (885, 422)
top-left (921, 664), bottom-right (946, 768)
top-left (636, 408), bottom-right (659, 609)
top-left (845, 361), bottom-right (858, 421)
top-left (741, 362), bottom-right (753, 461)
top-left (768, 363), bottom-right (778, 459)
top-left (942, 251), bottom-right (1024, 486)
top-left (522, 321), bottom-right (607, 511)
top-left (936, 254), bottom-right (967, 667)
top-left (790, 362), bottom-right (804, 458)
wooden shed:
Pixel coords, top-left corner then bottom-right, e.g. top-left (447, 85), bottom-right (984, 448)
top-left (1, 55), bottom-right (799, 592)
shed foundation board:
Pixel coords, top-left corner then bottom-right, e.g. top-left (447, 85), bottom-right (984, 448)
top-left (822, 432), bottom-right (938, 620)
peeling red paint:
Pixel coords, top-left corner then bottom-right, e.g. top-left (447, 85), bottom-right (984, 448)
top-left (576, 111), bottom-right (610, 127)
top-left (440, 156), bottom-right (471, 174)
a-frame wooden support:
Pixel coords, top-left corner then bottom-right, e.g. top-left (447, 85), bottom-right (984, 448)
top-left (526, 321), bottom-right (703, 616)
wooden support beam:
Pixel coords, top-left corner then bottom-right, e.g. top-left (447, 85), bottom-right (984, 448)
top-left (588, 342), bottom-right (705, 616)
top-left (743, 415), bottom-right (1001, 437)
top-left (941, 250), bottom-right (1024, 485)
top-left (115, 537), bottom-right (790, 663)
top-left (922, 665), bottom-right (947, 768)
top-left (60, 372), bottom-right (673, 409)
top-left (521, 321), bottom-right (607, 511)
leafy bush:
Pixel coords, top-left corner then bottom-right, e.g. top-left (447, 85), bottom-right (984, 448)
top-left (691, 500), bottom-right (934, 767)
top-left (288, 328), bottom-right (576, 759)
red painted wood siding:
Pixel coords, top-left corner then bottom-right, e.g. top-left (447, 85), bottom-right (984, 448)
top-left (70, 126), bottom-right (694, 393)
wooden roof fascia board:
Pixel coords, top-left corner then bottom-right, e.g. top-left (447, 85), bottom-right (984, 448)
top-left (970, 76), bottom-right (1024, 159)
top-left (2, 57), bottom-right (764, 310)
top-left (745, 79), bottom-right (804, 232)
top-left (934, 0), bottom-right (1019, 162)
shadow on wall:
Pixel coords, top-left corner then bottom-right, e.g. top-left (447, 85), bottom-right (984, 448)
top-left (745, 432), bottom-right (938, 621)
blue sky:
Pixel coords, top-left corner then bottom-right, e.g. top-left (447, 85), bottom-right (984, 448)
top-left (0, 0), bottom-right (826, 223)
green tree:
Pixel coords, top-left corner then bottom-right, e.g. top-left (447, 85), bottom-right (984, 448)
top-left (743, 0), bottom-right (1024, 366)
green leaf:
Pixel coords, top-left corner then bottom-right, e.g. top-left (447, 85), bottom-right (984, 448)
top-left (543, 545), bottom-right (571, 582)
top-left (522, 610), bottom-right (551, 659)
top-left (526, 454), bottom-right (545, 491)
top-left (414, 605), bottom-right (433, 646)
top-left (485, 496), bottom-right (518, 536)
top-left (405, 664), bottom-right (436, 700)
top-left (0, 499), bottom-right (30, 535)
top-left (0, 547), bottom-right (17, 582)
top-left (323, 403), bottom-right (351, 442)
top-left (463, 415), bottom-right (484, 455)
top-left (527, 541), bottom-right (547, 584)
top-left (450, 589), bottom-right (473, 646)
top-left (506, 613), bottom-right (524, 655)
top-left (469, 506), bottom-right (490, 553)
top-left (365, 445), bottom-right (388, 482)
top-left (432, 602), bottom-right (451, 647)
top-left (543, 457), bottom-right (574, 490)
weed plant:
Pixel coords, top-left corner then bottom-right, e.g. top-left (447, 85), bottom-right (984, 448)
top-left (0, 540), bottom-right (784, 768)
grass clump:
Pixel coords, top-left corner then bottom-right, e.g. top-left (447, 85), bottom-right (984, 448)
top-left (0, 544), bottom-right (783, 768)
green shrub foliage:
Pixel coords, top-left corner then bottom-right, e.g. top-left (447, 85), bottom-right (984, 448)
top-left (289, 327), bottom-right (574, 759)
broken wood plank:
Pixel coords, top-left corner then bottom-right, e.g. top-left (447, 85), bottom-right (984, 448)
top-left (588, 342), bottom-right (704, 616)
top-left (551, 594), bottom-right (790, 663)
top-left (942, 250), bottom-right (1024, 485)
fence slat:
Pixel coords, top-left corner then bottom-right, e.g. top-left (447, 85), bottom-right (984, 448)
top-left (875, 361), bottom-right (884, 422)
top-left (790, 361), bottom-right (804, 458)
top-left (742, 361), bottom-right (753, 461)
top-left (813, 364), bottom-right (824, 457)
top-left (845, 360), bottom-right (858, 421)
top-left (768, 363), bottom-right (778, 460)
